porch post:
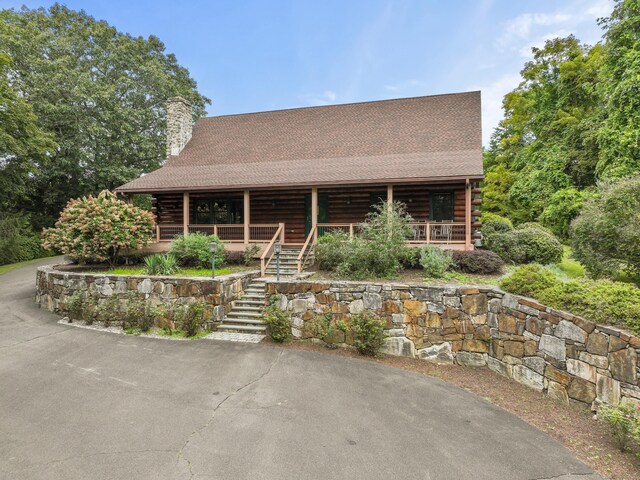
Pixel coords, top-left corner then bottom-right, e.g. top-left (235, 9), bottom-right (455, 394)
top-left (243, 190), bottom-right (250, 244)
top-left (387, 184), bottom-right (394, 239)
top-left (183, 192), bottom-right (189, 236)
top-left (311, 187), bottom-right (318, 241)
top-left (465, 179), bottom-right (472, 250)
top-left (387, 184), bottom-right (393, 205)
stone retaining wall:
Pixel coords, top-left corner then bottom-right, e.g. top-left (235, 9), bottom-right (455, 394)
top-left (265, 280), bottom-right (640, 407)
top-left (36, 265), bottom-right (259, 327)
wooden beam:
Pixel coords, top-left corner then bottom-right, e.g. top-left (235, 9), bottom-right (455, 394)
top-left (465, 179), bottom-right (472, 250)
top-left (387, 184), bottom-right (393, 205)
top-left (311, 187), bottom-right (318, 241)
top-left (244, 190), bottom-right (250, 244)
top-left (183, 192), bottom-right (189, 236)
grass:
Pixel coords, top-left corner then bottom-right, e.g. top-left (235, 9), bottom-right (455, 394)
top-left (91, 265), bottom-right (246, 277)
top-left (0, 256), bottom-right (54, 275)
top-left (549, 246), bottom-right (586, 280)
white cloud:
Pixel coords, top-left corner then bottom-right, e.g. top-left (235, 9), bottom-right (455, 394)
top-left (496, 12), bottom-right (571, 50)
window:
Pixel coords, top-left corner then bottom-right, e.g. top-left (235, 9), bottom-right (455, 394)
top-left (429, 192), bottom-right (454, 222)
top-left (194, 198), bottom-right (243, 224)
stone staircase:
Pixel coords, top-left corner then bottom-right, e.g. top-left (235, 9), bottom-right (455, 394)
top-left (216, 247), bottom-right (305, 336)
top-left (263, 247), bottom-right (305, 277)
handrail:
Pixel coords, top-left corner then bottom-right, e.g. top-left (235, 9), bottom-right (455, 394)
top-left (297, 225), bottom-right (318, 273)
top-left (260, 223), bottom-right (285, 276)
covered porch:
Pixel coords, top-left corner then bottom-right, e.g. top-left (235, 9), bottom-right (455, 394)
top-left (150, 180), bottom-right (481, 265)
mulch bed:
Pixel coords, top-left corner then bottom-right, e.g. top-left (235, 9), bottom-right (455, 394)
top-left (266, 339), bottom-right (640, 480)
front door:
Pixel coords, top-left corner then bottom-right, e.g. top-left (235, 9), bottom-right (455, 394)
top-left (304, 193), bottom-right (329, 236)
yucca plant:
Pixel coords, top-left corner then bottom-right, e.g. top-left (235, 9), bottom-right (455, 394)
top-left (144, 253), bottom-right (180, 276)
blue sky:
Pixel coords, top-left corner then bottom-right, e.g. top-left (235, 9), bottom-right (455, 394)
top-left (2, 0), bottom-right (612, 145)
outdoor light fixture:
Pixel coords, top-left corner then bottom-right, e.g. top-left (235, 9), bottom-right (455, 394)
top-left (274, 239), bottom-right (282, 281)
top-left (209, 240), bottom-right (218, 279)
top-left (346, 197), bottom-right (351, 205)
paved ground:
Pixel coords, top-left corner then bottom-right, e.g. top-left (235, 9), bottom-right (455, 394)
top-left (0, 259), bottom-right (603, 480)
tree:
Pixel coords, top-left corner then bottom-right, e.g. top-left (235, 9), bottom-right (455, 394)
top-left (42, 190), bottom-right (155, 265)
top-left (0, 52), bottom-right (55, 213)
top-left (482, 36), bottom-right (603, 223)
top-left (539, 187), bottom-right (595, 240)
top-left (0, 5), bottom-right (210, 228)
top-left (597, 0), bottom-right (640, 179)
top-left (570, 176), bottom-right (640, 279)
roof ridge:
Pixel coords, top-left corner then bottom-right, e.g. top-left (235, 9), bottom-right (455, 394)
top-left (197, 90), bottom-right (481, 121)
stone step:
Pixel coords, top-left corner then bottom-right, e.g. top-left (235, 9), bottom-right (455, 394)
top-left (242, 296), bottom-right (265, 303)
top-left (235, 299), bottom-right (264, 306)
top-left (227, 311), bottom-right (261, 318)
top-left (229, 305), bottom-right (262, 313)
top-left (221, 317), bottom-right (265, 325)
top-left (245, 288), bottom-right (265, 294)
top-left (217, 324), bottom-right (267, 333)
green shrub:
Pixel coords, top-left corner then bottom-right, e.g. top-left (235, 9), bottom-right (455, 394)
top-left (307, 313), bottom-right (348, 348)
top-left (0, 213), bottom-right (49, 265)
top-left (500, 265), bottom-right (640, 332)
top-left (314, 202), bottom-right (413, 280)
top-left (451, 250), bottom-right (504, 274)
top-left (170, 233), bottom-right (224, 269)
top-left (598, 404), bottom-right (640, 451)
top-left (499, 264), bottom-right (561, 298)
top-left (419, 245), bottom-right (453, 277)
top-left (350, 311), bottom-right (386, 357)
top-left (262, 297), bottom-right (291, 342)
top-left (96, 295), bottom-right (121, 327)
top-left (42, 190), bottom-right (154, 266)
top-left (486, 227), bottom-right (563, 264)
top-left (122, 293), bottom-right (157, 332)
top-left (243, 244), bottom-right (261, 266)
top-left (174, 301), bottom-right (206, 336)
top-left (144, 253), bottom-right (180, 275)
top-left (64, 290), bottom-right (87, 321)
top-left (314, 231), bottom-right (351, 271)
top-left (571, 176), bottom-right (640, 280)
top-left (479, 213), bottom-right (513, 237)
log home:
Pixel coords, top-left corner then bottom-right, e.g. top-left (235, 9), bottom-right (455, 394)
top-left (115, 91), bottom-right (483, 274)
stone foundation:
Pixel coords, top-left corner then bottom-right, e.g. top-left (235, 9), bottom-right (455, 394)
top-left (36, 265), bottom-right (259, 327)
top-left (265, 279), bottom-right (640, 407)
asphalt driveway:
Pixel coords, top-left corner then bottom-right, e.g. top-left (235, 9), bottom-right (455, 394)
top-left (0, 259), bottom-right (603, 480)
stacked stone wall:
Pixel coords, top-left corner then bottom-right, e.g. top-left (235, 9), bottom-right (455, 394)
top-left (266, 280), bottom-right (640, 407)
top-left (36, 265), bottom-right (259, 328)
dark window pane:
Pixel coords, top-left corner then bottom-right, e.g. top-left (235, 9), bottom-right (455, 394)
top-left (430, 193), bottom-right (454, 222)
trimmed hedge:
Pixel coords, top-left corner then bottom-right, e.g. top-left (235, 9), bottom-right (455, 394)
top-left (452, 250), bottom-right (504, 274)
top-left (486, 227), bottom-right (563, 265)
top-left (499, 264), bottom-right (640, 333)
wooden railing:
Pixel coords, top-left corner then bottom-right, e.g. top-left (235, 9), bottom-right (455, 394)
top-left (158, 223), bottom-right (279, 243)
top-left (297, 225), bottom-right (317, 273)
top-left (156, 224), bottom-right (183, 241)
top-left (408, 222), bottom-right (466, 244)
top-left (260, 223), bottom-right (285, 276)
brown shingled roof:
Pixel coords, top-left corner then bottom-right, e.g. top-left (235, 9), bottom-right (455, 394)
top-left (116, 91), bottom-right (483, 193)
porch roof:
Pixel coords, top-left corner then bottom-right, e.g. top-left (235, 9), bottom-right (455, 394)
top-left (116, 91), bottom-right (483, 194)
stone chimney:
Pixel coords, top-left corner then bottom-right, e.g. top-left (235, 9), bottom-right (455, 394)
top-left (166, 96), bottom-right (192, 157)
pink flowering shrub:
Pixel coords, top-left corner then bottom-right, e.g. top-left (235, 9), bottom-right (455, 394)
top-left (42, 190), bottom-right (154, 265)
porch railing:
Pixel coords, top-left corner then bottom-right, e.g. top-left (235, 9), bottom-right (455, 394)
top-left (260, 223), bottom-right (285, 276)
top-left (408, 222), bottom-right (466, 244)
top-left (157, 223), bottom-right (280, 242)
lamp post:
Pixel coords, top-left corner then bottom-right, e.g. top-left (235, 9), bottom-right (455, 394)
top-left (209, 240), bottom-right (218, 279)
top-left (274, 239), bottom-right (282, 281)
